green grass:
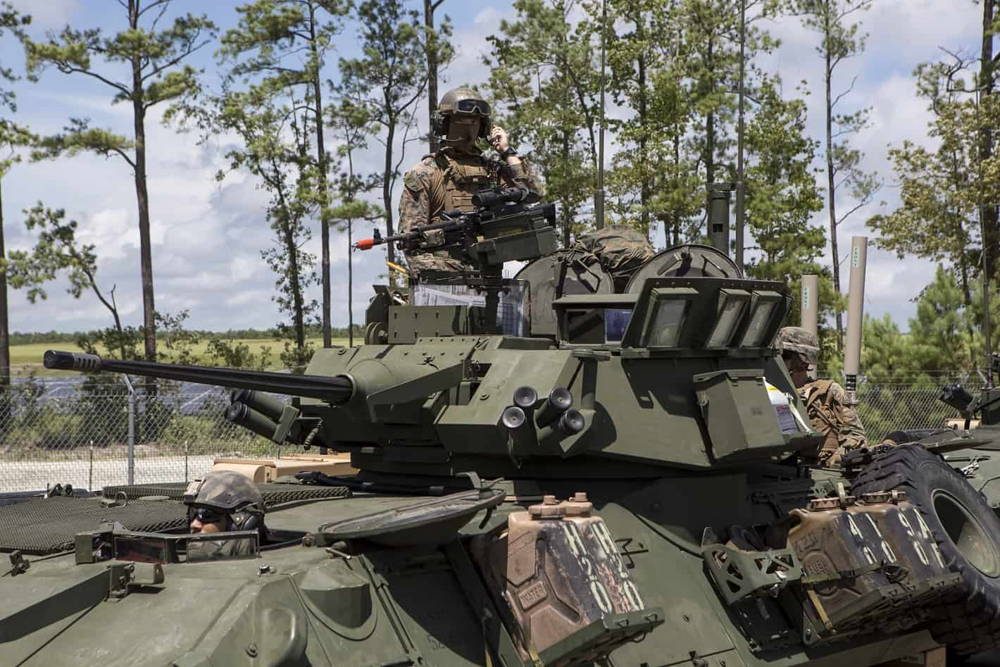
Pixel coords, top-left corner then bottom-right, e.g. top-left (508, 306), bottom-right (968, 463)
top-left (10, 337), bottom-right (352, 376)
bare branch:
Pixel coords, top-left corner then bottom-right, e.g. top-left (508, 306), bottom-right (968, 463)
top-left (831, 75), bottom-right (858, 109)
top-left (54, 63), bottom-right (131, 98)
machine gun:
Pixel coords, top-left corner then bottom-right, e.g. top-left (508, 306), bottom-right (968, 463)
top-left (355, 187), bottom-right (557, 333)
top-left (355, 187), bottom-right (552, 260)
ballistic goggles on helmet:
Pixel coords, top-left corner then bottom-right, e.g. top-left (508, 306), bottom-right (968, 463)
top-left (454, 99), bottom-right (490, 116)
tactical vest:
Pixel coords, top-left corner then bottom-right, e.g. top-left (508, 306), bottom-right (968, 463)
top-left (434, 151), bottom-right (494, 212)
top-left (800, 379), bottom-right (840, 454)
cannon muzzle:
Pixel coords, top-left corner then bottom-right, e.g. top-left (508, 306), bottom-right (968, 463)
top-left (43, 350), bottom-right (355, 404)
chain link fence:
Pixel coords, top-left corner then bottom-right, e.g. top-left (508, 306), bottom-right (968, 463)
top-left (0, 375), bottom-right (979, 494)
top-left (0, 378), bottom-right (275, 493)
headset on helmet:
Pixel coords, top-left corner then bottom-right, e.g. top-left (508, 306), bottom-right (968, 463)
top-left (432, 86), bottom-right (491, 139)
top-left (184, 471), bottom-right (265, 534)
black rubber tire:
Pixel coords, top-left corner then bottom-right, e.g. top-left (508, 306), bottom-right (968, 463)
top-left (850, 444), bottom-right (1000, 655)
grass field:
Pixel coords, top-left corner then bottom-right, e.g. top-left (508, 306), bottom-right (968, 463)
top-left (10, 337), bottom-right (352, 376)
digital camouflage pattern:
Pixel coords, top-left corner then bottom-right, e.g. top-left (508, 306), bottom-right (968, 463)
top-left (399, 148), bottom-right (540, 275)
top-left (572, 225), bottom-right (655, 289)
top-left (800, 378), bottom-right (868, 465)
top-left (774, 326), bottom-right (820, 360)
top-left (775, 327), bottom-right (868, 465)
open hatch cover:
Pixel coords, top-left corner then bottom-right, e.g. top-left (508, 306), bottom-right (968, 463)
top-left (313, 487), bottom-right (505, 547)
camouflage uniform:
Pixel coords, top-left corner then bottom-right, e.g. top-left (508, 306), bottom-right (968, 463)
top-left (399, 149), bottom-right (540, 275)
top-left (800, 378), bottom-right (868, 466)
top-left (184, 470), bottom-right (265, 561)
top-left (775, 327), bottom-right (868, 466)
top-left (572, 225), bottom-right (656, 291)
top-left (399, 86), bottom-right (540, 276)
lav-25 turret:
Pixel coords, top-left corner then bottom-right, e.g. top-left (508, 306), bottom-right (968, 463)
top-left (6, 187), bottom-right (1000, 666)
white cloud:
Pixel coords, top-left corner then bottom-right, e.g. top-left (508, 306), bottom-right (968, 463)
top-left (2, 0), bottom-right (989, 336)
top-left (7, 0), bottom-right (79, 29)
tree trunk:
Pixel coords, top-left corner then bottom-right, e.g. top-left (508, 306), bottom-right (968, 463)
top-left (824, 6), bottom-right (844, 351)
top-left (131, 2), bottom-right (155, 362)
top-left (670, 129), bottom-right (681, 246)
top-left (308, 2), bottom-right (332, 348)
top-left (704, 29), bottom-right (715, 229)
top-left (0, 177), bottom-right (9, 390)
top-left (979, 0), bottom-right (997, 363)
top-left (635, 9), bottom-right (650, 236)
top-left (280, 201), bottom-right (306, 353)
top-left (383, 116), bottom-right (397, 286)
top-left (425, 0), bottom-right (439, 154)
top-left (562, 129), bottom-right (572, 246)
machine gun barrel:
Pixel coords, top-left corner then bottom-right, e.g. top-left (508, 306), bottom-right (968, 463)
top-left (43, 350), bottom-right (355, 404)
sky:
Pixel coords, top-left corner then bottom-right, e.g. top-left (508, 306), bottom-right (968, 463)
top-left (0, 0), bottom-right (987, 335)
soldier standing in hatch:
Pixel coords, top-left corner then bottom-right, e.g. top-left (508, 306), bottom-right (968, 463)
top-left (776, 326), bottom-right (868, 467)
top-left (399, 86), bottom-right (540, 276)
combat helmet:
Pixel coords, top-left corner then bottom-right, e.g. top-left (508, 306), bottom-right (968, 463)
top-left (432, 86), bottom-right (491, 139)
top-left (184, 470), bottom-right (265, 531)
top-left (775, 326), bottom-right (820, 363)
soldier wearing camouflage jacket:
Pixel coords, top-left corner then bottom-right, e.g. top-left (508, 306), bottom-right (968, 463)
top-left (399, 87), bottom-right (539, 276)
top-left (776, 327), bottom-right (868, 466)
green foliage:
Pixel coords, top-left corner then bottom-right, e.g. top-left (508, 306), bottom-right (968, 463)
top-left (909, 266), bottom-right (977, 372)
top-left (210, 84), bottom-right (319, 360)
top-left (485, 0), bottom-right (598, 243)
top-left (794, 0), bottom-right (878, 348)
top-left (4, 204), bottom-right (99, 303)
top-left (868, 61), bottom-right (1000, 292)
top-left (338, 0), bottom-right (441, 275)
top-left (23, 1), bottom-right (217, 361)
top-left (217, 0), bottom-right (350, 344)
top-left (23, 4), bottom-right (216, 162)
top-left (205, 338), bottom-right (273, 370)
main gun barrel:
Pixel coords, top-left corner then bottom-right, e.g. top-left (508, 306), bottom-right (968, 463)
top-left (43, 350), bottom-right (355, 404)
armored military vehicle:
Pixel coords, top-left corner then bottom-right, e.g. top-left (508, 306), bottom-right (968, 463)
top-left (4, 187), bottom-right (1000, 666)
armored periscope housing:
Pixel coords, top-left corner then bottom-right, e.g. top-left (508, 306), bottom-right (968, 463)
top-left (7, 188), bottom-right (1000, 666)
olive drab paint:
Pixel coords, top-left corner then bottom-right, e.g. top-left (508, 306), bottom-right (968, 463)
top-left (13, 202), bottom-right (1000, 665)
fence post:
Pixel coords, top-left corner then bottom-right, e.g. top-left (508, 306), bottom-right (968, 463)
top-left (89, 440), bottom-right (94, 492)
top-left (122, 375), bottom-right (136, 485)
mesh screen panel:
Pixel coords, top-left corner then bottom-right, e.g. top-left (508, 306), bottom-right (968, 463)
top-left (0, 496), bottom-right (188, 555)
top-left (101, 482), bottom-right (351, 505)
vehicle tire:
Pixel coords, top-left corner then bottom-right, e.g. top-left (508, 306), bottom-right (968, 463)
top-left (850, 444), bottom-right (1000, 655)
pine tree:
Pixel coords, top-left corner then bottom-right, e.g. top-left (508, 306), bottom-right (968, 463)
top-left (485, 0), bottom-right (598, 244)
top-left (218, 0), bottom-right (348, 348)
top-left (794, 0), bottom-right (879, 351)
top-left (23, 0), bottom-right (216, 361)
top-left (212, 85), bottom-right (319, 370)
top-left (0, 2), bottom-right (31, 388)
top-left (338, 0), bottom-right (435, 284)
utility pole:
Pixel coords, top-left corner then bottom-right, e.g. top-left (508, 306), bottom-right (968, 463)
top-left (734, 0), bottom-right (746, 268)
top-left (425, 0), bottom-right (446, 153)
top-left (595, 0), bottom-right (607, 229)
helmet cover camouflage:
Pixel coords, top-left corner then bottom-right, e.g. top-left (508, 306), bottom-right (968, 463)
top-left (184, 471), bottom-right (264, 515)
top-left (434, 86), bottom-right (491, 138)
top-left (775, 326), bottom-right (820, 362)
